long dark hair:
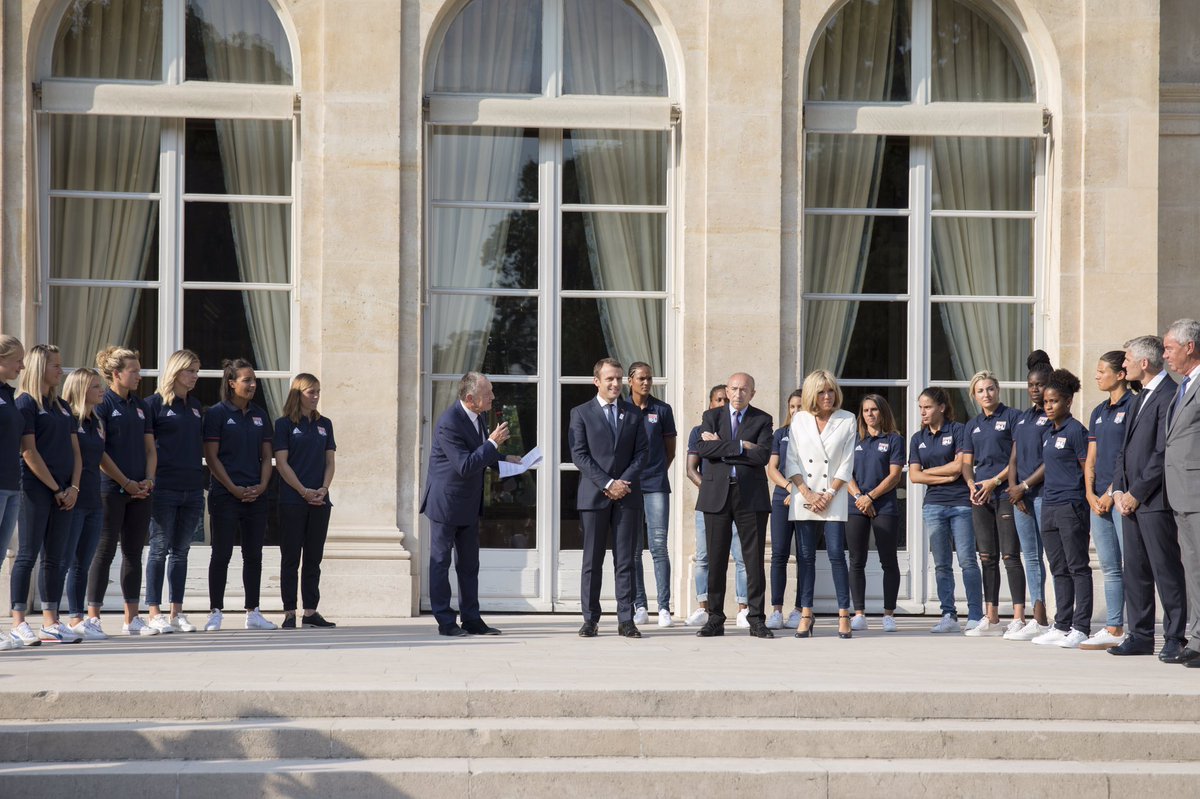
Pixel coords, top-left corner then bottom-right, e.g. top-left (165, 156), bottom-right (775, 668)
top-left (857, 393), bottom-right (899, 439)
top-left (919, 386), bottom-right (955, 425)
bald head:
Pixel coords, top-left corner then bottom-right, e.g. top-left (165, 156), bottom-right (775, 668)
top-left (725, 372), bottom-right (756, 410)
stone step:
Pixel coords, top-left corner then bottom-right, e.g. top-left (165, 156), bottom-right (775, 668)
top-left (3, 757), bottom-right (1200, 798)
top-left (1, 717), bottom-right (1198, 763)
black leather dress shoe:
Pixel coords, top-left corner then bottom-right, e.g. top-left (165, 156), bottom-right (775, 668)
top-left (302, 612), bottom-right (336, 628)
top-left (617, 621), bottom-right (642, 638)
top-left (1161, 644), bottom-right (1200, 664)
top-left (1108, 638), bottom-right (1154, 656)
top-left (696, 622), bottom-right (724, 637)
top-left (439, 625), bottom-right (468, 637)
top-left (463, 622), bottom-right (501, 636)
top-left (1185, 657), bottom-right (1200, 668)
top-left (748, 623), bottom-right (775, 639)
top-left (1156, 639), bottom-right (1186, 662)
top-left (578, 621), bottom-right (598, 637)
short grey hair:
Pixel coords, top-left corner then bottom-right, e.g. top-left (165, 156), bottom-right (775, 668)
top-left (458, 371), bottom-right (489, 401)
top-left (1167, 318), bottom-right (1200, 349)
top-left (1124, 335), bottom-right (1164, 371)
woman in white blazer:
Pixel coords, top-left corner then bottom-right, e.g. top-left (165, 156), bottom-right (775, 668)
top-left (785, 370), bottom-right (857, 638)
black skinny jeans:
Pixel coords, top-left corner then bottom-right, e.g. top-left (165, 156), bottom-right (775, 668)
top-left (845, 513), bottom-right (901, 612)
top-left (86, 491), bottom-right (152, 607)
top-left (208, 492), bottom-right (268, 611)
top-left (278, 503), bottom-right (331, 612)
top-left (972, 496), bottom-right (1026, 607)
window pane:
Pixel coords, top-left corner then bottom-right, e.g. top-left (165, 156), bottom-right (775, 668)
top-left (184, 202), bottom-right (290, 283)
top-left (51, 116), bottom-right (161, 193)
top-left (932, 0), bottom-right (1033, 102)
top-left (560, 298), bottom-right (663, 377)
top-left (932, 138), bottom-right (1034, 211)
top-left (186, 0), bottom-right (294, 84)
top-left (51, 286), bottom-right (158, 370)
top-left (562, 213), bottom-right (664, 291)
top-left (430, 208), bottom-right (538, 290)
top-left (430, 128), bottom-right (538, 203)
top-left (194, 376), bottom-right (289, 420)
top-left (930, 302), bottom-right (1032, 383)
top-left (430, 296), bottom-right (538, 376)
top-left (559, 470), bottom-right (585, 550)
top-left (186, 119), bottom-right (292, 196)
top-left (560, 383), bottom-right (599, 463)
top-left (840, 386), bottom-right (908, 439)
top-left (803, 215), bottom-right (906, 295)
top-left (563, 0), bottom-right (667, 97)
top-left (433, 0), bottom-right (541, 94)
top-left (53, 0), bottom-right (163, 80)
top-left (931, 218), bottom-right (1032, 296)
top-left (52, 198), bottom-right (159, 281)
top-left (804, 301), bottom-right (906, 380)
top-left (563, 130), bottom-right (667, 205)
top-left (807, 0), bottom-right (911, 102)
top-left (804, 135), bottom-right (909, 210)
top-left (184, 290), bottom-right (290, 372)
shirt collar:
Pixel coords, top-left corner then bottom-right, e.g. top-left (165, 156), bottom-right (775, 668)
top-left (1143, 371), bottom-right (1168, 393)
top-left (1187, 364), bottom-right (1200, 384)
top-left (459, 400), bottom-right (479, 425)
top-left (729, 404), bottom-right (745, 421)
top-left (595, 395), bottom-right (618, 410)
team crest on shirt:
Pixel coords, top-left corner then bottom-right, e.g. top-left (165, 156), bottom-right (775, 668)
top-left (941, 436), bottom-right (953, 446)
top-left (1036, 417), bottom-right (1047, 426)
top-left (317, 426), bottom-right (328, 437)
top-left (994, 421), bottom-right (1007, 431)
top-left (136, 408), bottom-right (145, 419)
top-left (878, 442), bottom-right (889, 452)
top-left (1115, 412), bottom-right (1126, 424)
top-left (192, 408), bottom-right (201, 418)
top-left (252, 417), bottom-right (263, 427)
top-left (647, 413), bottom-right (658, 424)
top-left (1055, 436), bottom-right (1067, 449)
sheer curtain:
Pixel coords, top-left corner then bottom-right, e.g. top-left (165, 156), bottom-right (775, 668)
top-left (802, 0), bottom-right (900, 374)
top-left (563, 0), bottom-right (666, 96)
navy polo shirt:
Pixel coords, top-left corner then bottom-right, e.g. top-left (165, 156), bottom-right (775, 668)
top-left (1087, 391), bottom-right (1136, 495)
top-left (0, 383), bottom-right (22, 491)
top-left (634, 396), bottom-right (676, 494)
top-left (850, 431), bottom-right (906, 516)
top-left (771, 426), bottom-right (792, 501)
top-left (17, 394), bottom-right (76, 490)
top-left (687, 424), bottom-right (705, 475)
top-left (203, 400), bottom-right (271, 497)
top-left (147, 394), bottom-right (205, 492)
top-left (1041, 416), bottom-right (1089, 506)
top-left (1012, 406), bottom-right (1050, 500)
top-left (96, 388), bottom-right (153, 493)
top-left (75, 415), bottom-right (105, 509)
top-left (909, 422), bottom-right (970, 506)
top-left (964, 404), bottom-right (1022, 496)
top-left (273, 415), bottom-right (336, 506)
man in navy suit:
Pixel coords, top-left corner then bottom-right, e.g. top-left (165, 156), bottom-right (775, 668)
top-left (569, 357), bottom-right (649, 638)
top-left (421, 372), bottom-right (517, 637)
top-left (1109, 336), bottom-right (1188, 659)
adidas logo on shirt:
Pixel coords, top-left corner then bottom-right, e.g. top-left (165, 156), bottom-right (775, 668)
top-left (166, 409), bottom-right (176, 417)
top-left (919, 442), bottom-right (927, 449)
top-left (226, 418), bottom-right (237, 425)
top-left (111, 409), bottom-right (122, 417)
top-left (293, 427), bottom-right (302, 435)
top-left (855, 445), bottom-right (863, 451)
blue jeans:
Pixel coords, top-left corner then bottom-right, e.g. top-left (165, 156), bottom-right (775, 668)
top-left (1013, 496), bottom-right (1046, 604)
top-left (0, 489), bottom-right (19, 575)
top-left (12, 484), bottom-right (73, 613)
top-left (925, 503), bottom-right (983, 621)
top-left (64, 504), bottom-right (103, 618)
top-left (1090, 508), bottom-right (1124, 627)
top-left (145, 488), bottom-right (204, 607)
top-left (634, 492), bottom-right (671, 611)
top-left (796, 520), bottom-right (851, 610)
top-left (694, 510), bottom-right (746, 604)
top-left (769, 495), bottom-right (801, 607)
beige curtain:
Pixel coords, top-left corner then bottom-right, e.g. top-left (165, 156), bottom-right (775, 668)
top-left (563, 0), bottom-right (666, 96)
top-left (433, 0), bottom-right (541, 94)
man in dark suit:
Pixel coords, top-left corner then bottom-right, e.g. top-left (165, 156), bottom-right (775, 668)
top-left (568, 357), bottom-right (649, 638)
top-left (693, 372), bottom-right (774, 638)
top-left (1163, 319), bottom-right (1200, 667)
top-left (421, 372), bottom-right (517, 637)
top-left (1109, 336), bottom-right (1188, 659)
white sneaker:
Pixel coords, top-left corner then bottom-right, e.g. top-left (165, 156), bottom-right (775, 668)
top-left (735, 608), bottom-right (750, 628)
top-left (72, 617), bottom-right (109, 641)
top-left (765, 610), bottom-right (784, 629)
top-left (147, 615), bottom-right (175, 634)
top-left (881, 615), bottom-right (897, 633)
top-left (965, 618), bottom-right (1003, 637)
top-left (1032, 627), bottom-right (1068, 646)
top-left (0, 636), bottom-right (14, 651)
top-left (685, 608), bottom-right (709, 627)
top-left (964, 618), bottom-right (982, 632)
top-left (850, 614), bottom-right (868, 631)
top-left (785, 609), bottom-right (802, 629)
top-left (1005, 619), bottom-right (1050, 641)
top-left (10, 622), bottom-right (41, 647)
top-left (657, 609), bottom-right (673, 628)
top-left (1078, 628), bottom-right (1126, 651)
top-left (123, 617), bottom-right (159, 636)
top-left (1058, 628), bottom-right (1089, 649)
top-left (171, 614), bottom-right (197, 633)
top-left (930, 614), bottom-right (962, 634)
top-left (245, 608), bottom-right (278, 630)
top-left (632, 607), bottom-right (650, 625)
top-left (38, 623), bottom-right (82, 644)
top-left (205, 610), bottom-right (223, 631)
top-left (1002, 619), bottom-right (1026, 638)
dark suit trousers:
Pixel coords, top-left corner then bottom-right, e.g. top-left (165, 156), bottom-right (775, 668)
top-left (1122, 508), bottom-right (1187, 646)
top-left (428, 519), bottom-right (482, 630)
top-left (580, 500), bottom-right (639, 623)
top-left (704, 482), bottom-right (767, 626)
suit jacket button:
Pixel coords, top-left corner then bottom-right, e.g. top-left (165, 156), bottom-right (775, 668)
top-left (808, 459), bottom-right (813, 463)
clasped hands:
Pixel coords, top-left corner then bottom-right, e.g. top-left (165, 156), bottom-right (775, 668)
top-left (234, 483), bottom-right (269, 503)
top-left (604, 480), bottom-right (633, 501)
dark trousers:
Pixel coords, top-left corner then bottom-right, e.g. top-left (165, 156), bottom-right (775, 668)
top-left (86, 491), bottom-right (152, 607)
top-left (207, 492), bottom-right (268, 611)
top-left (1041, 502), bottom-right (1092, 634)
top-left (972, 496), bottom-right (1026, 606)
top-left (704, 482), bottom-right (767, 626)
top-left (846, 512), bottom-right (901, 612)
top-left (579, 499), bottom-right (639, 624)
top-left (427, 516), bottom-right (482, 629)
top-left (1122, 507), bottom-right (1187, 646)
top-left (769, 494), bottom-right (800, 608)
top-left (12, 483), bottom-right (74, 613)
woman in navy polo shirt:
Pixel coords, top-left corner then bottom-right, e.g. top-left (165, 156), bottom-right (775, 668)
top-left (909, 386), bottom-right (983, 634)
top-left (10, 344), bottom-right (81, 646)
top-left (204, 358), bottom-right (276, 632)
top-left (61, 368), bottom-right (108, 640)
top-left (86, 346), bottom-right (157, 637)
top-left (846, 394), bottom-right (905, 633)
top-left (765, 389), bottom-right (803, 630)
top-left (1031, 369), bottom-right (1093, 649)
top-left (1079, 350), bottom-right (1136, 650)
top-left (962, 370), bottom-right (1026, 638)
top-left (0, 335), bottom-right (25, 641)
top-left (273, 373), bottom-right (337, 629)
top-left (144, 350), bottom-right (204, 634)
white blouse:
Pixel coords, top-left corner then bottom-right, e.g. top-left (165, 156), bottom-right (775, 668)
top-left (784, 409), bottom-right (857, 522)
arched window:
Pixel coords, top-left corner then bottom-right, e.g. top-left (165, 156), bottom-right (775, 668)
top-left (424, 0), bottom-right (676, 611)
top-left (39, 0), bottom-right (297, 415)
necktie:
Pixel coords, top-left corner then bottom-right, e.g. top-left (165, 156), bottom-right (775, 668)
top-left (1169, 376), bottom-right (1191, 427)
top-left (606, 403), bottom-right (618, 440)
top-left (730, 409), bottom-right (742, 480)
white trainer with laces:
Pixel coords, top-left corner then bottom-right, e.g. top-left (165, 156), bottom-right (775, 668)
top-left (10, 622), bottom-right (41, 647)
top-left (73, 617), bottom-right (108, 641)
top-left (123, 617), bottom-right (159, 636)
top-left (850, 614), bottom-right (868, 632)
top-left (785, 609), bottom-right (802, 629)
top-left (1031, 627), bottom-right (1068, 646)
top-left (245, 608), bottom-right (278, 630)
top-left (1005, 619), bottom-right (1050, 641)
top-left (38, 623), bottom-right (82, 644)
top-left (205, 610), bottom-right (223, 632)
top-left (171, 614), bottom-right (197, 633)
top-left (765, 610), bottom-right (783, 629)
top-left (881, 615), bottom-right (897, 633)
top-left (1058, 628), bottom-right (1089, 649)
top-left (657, 609), bottom-right (673, 628)
top-left (965, 618), bottom-right (1003, 637)
top-left (685, 608), bottom-right (709, 627)
top-left (1078, 628), bottom-right (1126, 650)
top-left (735, 608), bottom-right (750, 628)
top-left (930, 614), bottom-right (962, 634)
top-left (1002, 619), bottom-right (1026, 637)
top-left (147, 615), bottom-right (175, 635)
top-left (0, 636), bottom-right (14, 651)
top-left (632, 607), bottom-right (649, 625)
top-left (964, 618), bottom-right (982, 632)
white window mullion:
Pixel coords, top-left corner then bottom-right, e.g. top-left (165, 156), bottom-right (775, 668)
top-left (161, 119), bottom-right (184, 369)
top-left (540, 129), bottom-right (559, 609)
top-left (908, 136), bottom-right (932, 612)
top-left (162, 0), bottom-right (186, 85)
top-left (912, 0), bottom-right (933, 107)
top-left (543, 0), bottom-right (561, 98)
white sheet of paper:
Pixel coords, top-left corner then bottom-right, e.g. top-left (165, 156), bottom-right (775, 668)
top-left (498, 446), bottom-right (543, 478)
